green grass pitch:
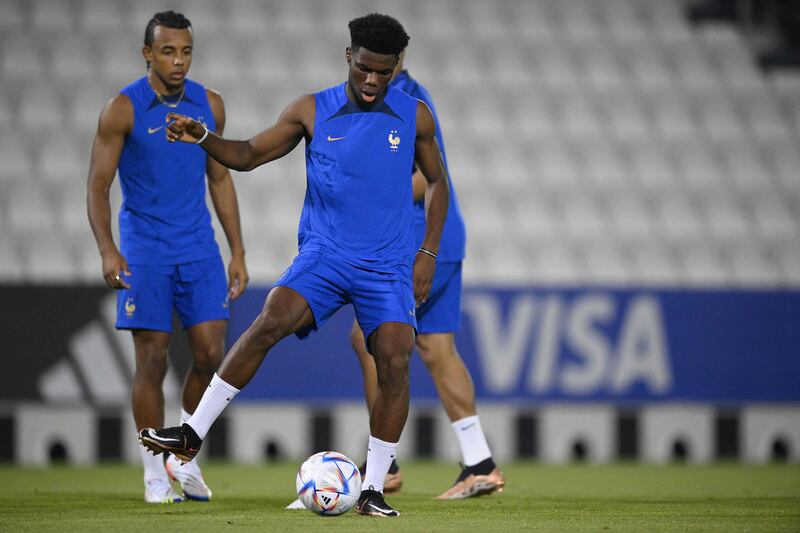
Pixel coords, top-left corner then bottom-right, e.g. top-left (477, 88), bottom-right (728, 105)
top-left (0, 462), bottom-right (798, 532)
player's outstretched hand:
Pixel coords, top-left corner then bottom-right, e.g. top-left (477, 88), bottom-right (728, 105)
top-left (101, 248), bottom-right (131, 290)
top-left (165, 112), bottom-right (206, 144)
top-left (413, 252), bottom-right (435, 305)
top-left (228, 254), bottom-right (249, 300)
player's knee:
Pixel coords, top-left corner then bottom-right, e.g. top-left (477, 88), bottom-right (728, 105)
top-left (416, 334), bottom-right (456, 370)
top-left (191, 344), bottom-right (223, 377)
top-left (375, 349), bottom-right (411, 390)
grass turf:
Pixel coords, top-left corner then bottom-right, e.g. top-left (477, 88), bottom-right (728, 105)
top-left (0, 462), bottom-right (798, 532)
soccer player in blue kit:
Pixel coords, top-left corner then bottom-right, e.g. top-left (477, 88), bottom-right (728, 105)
top-left (87, 12), bottom-right (248, 503)
top-left (139, 14), bottom-right (449, 517)
top-left (351, 52), bottom-right (505, 500)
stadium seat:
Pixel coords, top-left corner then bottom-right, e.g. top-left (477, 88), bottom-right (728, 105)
top-left (31, 0), bottom-right (75, 34)
top-left (97, 38), bottom-right (142, 86)
top-left (641, 405), bottom-right (714, 464)
top-left (1, 35), bottom-right (47, 82)
top-left (752, 196), bottom-right (798, 244)
top-left (648, 93), bottom-right (701, 143)
top-left (39, 134), bottom-right (85, 184)
top-left (0, 232), bottom-right (24, 281)
top-left (68, 83), bottom-right (115, 137)
top-left (0, 0), bottom-right (23, 33)
top-left (703, 195), bottom-right (752, 245)
top-left (581, 242), bottom-right (632, 284)
top-left (0, 132), bottom-right (35, 182)
top-left (626, 142), bottom-right (676, 192)
top-left (607, 194), bottom-right (657, 244)
top-left (7, 182), bottom-right (55, 238)
top-left (49, 36), bottom-right (97, 82)
top-left (540, 405), bottom-right (616, 464)
top-left (629, 244), bottom-right (681, 286)
top-left (681, 244), bottom-right (728, 286)
top-left (742, 406), bottom-right (800, 463)
top-left (15, 405), bottom-right (96, 466)
top-left (17, 86), bottom-right (65, 137)
top-left (78, 0), bottom-right (127, 36)
top-left (656, 194), bottom-right (706, 245)
top-left (727, 243), bottom-right (778, 286)
top-left (533, 242), bottom-right (583, 285)
top-left (23, 234), bottom-right (80, 282)
top-left (228, 404), bottom-right (309, 463)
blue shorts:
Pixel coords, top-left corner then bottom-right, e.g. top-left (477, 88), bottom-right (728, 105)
top-left (416, 261), bottom-right (462, 334)
top-left (274, 252), bottom-right (416, 340)
top-left (115, 256), bottom-right (229, 332)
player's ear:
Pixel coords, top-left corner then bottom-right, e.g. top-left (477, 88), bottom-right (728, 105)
top-left (142, 45), bottom-right (153, 64)
top-left (345, 46), bottom-right (352, 65)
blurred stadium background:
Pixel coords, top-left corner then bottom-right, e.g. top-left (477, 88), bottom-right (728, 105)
top-left (0, 0), bottom-right (799, 470)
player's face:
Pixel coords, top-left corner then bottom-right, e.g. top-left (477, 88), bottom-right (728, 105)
top-left (346, 46), bottom-right (398, 105)
top-left (142, 26), bottom-right (193, 92)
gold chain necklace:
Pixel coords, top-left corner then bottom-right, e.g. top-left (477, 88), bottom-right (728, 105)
top-left (147, 77), bottom-right (185, 108)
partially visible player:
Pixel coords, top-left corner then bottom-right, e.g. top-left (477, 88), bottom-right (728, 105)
top-left (138, 14), bottom-right (449, 518)
top-left (352, 53), bottom-right (505, 499)
top-left (87, 11), bottom-right (248, 503)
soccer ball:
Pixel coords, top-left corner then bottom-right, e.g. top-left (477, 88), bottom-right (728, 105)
top-left (295, 451), bottom-right (362, 515)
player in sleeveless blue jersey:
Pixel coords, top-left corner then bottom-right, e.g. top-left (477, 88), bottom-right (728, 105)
top-left (350, 53), bottom-right (505, 500)
top-left (138, 14), bottom-right (449, 517)
top-left (87, 12), bottom-right (248, 504)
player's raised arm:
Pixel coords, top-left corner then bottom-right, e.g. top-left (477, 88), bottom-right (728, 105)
top-left (87, 94), bottom-right (133, 290)
top-left (413, 100), bottom-right (450, 304)
top-left (164, 94), bottom-right (315, 172)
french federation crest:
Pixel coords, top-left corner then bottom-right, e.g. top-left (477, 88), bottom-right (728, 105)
top-left (125, 298), bottom-right (136, 318)
top-left (388, 130), bottom-right (400, 152)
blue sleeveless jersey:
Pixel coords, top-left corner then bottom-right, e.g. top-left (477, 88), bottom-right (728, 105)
top-left (391, 70), bottom-right (466, 262)
top-left (117, 77), bottom-right (218, 265)
top-left (301, 83), bottom-right (417, 272)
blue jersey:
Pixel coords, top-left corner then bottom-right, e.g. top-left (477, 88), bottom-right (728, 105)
top-left (117, 77), bottom-right (218, 265)
top-left (300, 83), bottom-right (418, 272)
top-left (391, 70), bottom-right (466, 262)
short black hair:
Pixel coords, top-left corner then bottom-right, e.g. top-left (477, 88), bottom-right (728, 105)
top-left (348, 13), bottom-right (409, 56)
top-left (144, 11), bottom-right (192, 47)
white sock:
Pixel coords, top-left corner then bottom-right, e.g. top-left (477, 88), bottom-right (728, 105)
top-left (139, 441), bottom-right (167, 482)
top-left (363, 435), bottom-right (398, 494)
top-left (180, 408), bottom-right (192, 425)
top-left (186, 373), bottom-right (239, 440)
top-left (452, 415), bottom-right (492, 467)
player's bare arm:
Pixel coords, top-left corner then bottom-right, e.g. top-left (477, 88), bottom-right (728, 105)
top-left (413, 100), bottom-right (450, 304)
top-left (163, 94), bottom-right (315, 171)
top-left (411, 168), bottom-right (427, 202)
top-left (87, 94), bottom-right (133, 290)
top-left (205, 88), bottom-right (249, 299)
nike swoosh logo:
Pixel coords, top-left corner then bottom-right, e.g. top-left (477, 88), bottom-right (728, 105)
top-left (148, 126), bottom-right (164, 134)
top-left (327, 135), bottom-right (346, 141)
top-left (461, 423), bottom-right (476, 431)
top-left (148, 430), bottom-right (180, 443)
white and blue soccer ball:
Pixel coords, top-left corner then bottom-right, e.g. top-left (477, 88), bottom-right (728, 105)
top-left (295, 451), bottom-right (362, 516)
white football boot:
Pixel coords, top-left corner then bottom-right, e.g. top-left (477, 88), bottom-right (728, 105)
top-left (285, 498), bottom-right (306, 510)
top-left (144, 477), bottom-right (184, 504)
top-left (166, 453), bottom-right (213, 501)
